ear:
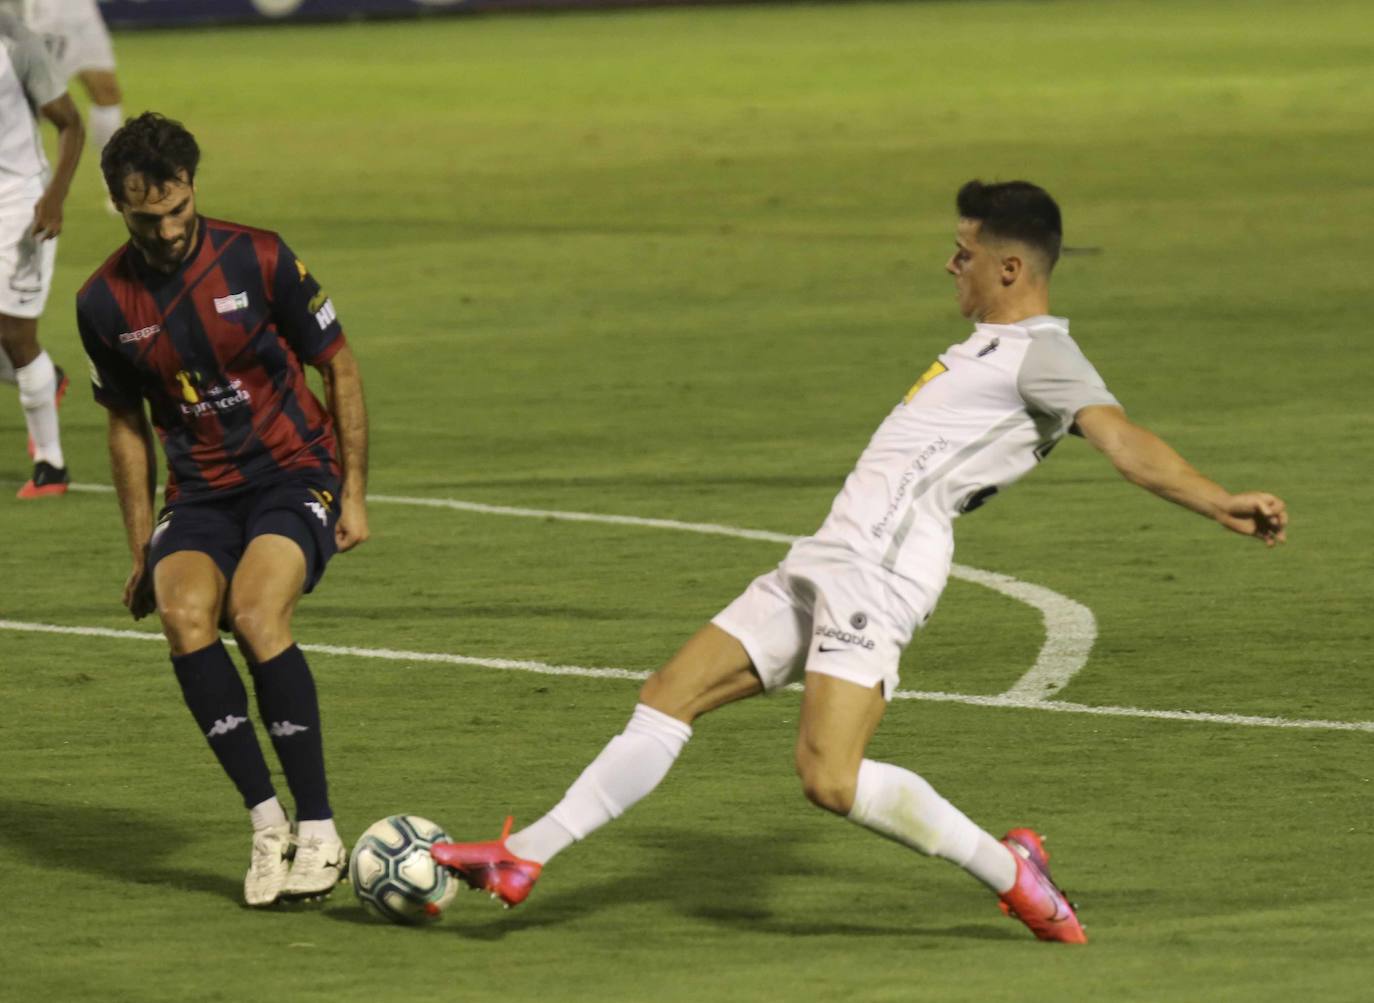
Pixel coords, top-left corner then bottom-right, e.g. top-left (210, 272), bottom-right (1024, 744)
top-left (999, 254), bottom-right (1024, 287)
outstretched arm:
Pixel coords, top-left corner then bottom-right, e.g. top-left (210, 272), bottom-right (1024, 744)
top-left (316, 343), bottom-right (369, 552)
top-left (1075, 404), bottom-right (1287, 547)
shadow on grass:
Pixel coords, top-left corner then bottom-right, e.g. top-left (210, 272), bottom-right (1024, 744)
top-left (328, 826), bottom-right (1017, 943)
top-left (0, 798), bottom-right (241, 903)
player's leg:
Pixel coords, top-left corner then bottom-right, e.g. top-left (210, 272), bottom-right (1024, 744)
top-left (76, 69), bottom-right (122, 154)
top-left (795, 564), bottom-right (1085, 942)
top-left (229, 486), bottom-right (345, 899)
top-left (153, 544), bottom-right (292, 905)
top-left (433, 570), bottom-right (805, 907)
top-left (504, 623), bottom-right (761, 862)
top-left (1, 219), bottom-right (67, 497)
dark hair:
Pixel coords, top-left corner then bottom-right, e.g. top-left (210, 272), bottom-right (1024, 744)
top-left (102, 112), bottom-right (201, 203)
top-left (956, 179), bottom-right (1062, 269)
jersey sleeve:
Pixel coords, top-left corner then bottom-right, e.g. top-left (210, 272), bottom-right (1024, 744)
top-left (2, 14), bottom-right (65, 109)
top-left (269, 236), bottom-right (347, 366)
top-left (77, 298), bottom-right (144, 412)
top-left (1016, 332), bottom-right (1121, 433)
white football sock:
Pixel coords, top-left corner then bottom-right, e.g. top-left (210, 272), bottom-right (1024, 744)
top-left (89, 103), bottom-right (123, 153)
top-left (298, 817), bottom-right (340, 845)
top-left (848, 759), bottom-right (1017, 893)
top-left (16, 351), bottom-right (63, 468)
top-left (507, 703), bottom-right (692, 865)
top-left (249, 796), bottom-right (289, 832)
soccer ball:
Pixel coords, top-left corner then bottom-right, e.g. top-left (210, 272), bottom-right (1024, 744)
top-left (349, 815), bottom-right (460, 925)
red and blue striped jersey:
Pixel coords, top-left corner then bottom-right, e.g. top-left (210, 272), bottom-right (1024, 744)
top-left (77, 217), bottom-right (347, 504)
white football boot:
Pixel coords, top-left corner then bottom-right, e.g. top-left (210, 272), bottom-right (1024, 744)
top-left (280, 834), bottom-right (348, 901)
top-left (244, 823), bottom-right (293, 907)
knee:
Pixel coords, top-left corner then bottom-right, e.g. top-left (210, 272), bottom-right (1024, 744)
top-left (795, 748), bottom-right (859, 816)
top-left (228, 601), bottom-right (291, 661)
top-left (158, 601), bottom-right (219, 655)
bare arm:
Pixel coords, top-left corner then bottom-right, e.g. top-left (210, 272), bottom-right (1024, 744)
top-left (108, 404), bottom-right (159, 617)
top-left (316, 343), bottom-right (370, 551)
top-left (32, 93), bottom-right (85, 240)
top-left (1076, 404), bottom-right (1288, 547)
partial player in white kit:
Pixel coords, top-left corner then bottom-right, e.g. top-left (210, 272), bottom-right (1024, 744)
top-left (431, 180), bottom-right (1290, 943)
top-left (12, 0), bottom-right (121, 202)
top-left (0, 10), bottom-right (83, 497)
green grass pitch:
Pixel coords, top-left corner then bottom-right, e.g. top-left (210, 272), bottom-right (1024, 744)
top-left (3, 1), bottom-right (1373, 1000)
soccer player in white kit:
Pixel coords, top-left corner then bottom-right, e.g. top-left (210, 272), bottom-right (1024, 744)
top-left (0, 10), bottom-right (83, 497)
top-left (432, 181), bottom-right (1289, 943)
top-left (11, 1), bottom-right (121, 179)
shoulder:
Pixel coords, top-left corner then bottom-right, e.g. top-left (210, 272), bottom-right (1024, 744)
top-left (77, 244), bottom-right (134, 305)
top-left (202, 216), bottom-right (284, 247)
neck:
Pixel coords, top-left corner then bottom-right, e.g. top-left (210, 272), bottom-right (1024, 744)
top-left (977, 286), bottom-right (1051, 325)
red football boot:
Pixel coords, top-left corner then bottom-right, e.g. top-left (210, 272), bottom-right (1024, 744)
top-left (27, 365), bottom-right (68, 460)
top-left (997, 828), bottom-right (1087, 944)
top-left (16, 460), bottom-right (69, 499)
top-left (430, 816), bottom-right (542, 909)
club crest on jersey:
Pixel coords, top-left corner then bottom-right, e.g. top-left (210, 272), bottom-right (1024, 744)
top-left (213, 291), bottom-right (250, 315)
top-left (903, 361), bottom-right (948, 404)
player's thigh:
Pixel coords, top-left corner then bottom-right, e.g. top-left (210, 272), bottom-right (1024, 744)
top-left (0, 313), bottom-right (39, 367)
top-left (76, 69), bottom-right (121, 106)
top-left (153, 551), bottom-right (228, 655)
top-left (227, 533), bottom-right (308, 627)
top-left (639, 623), bottom-right (763, 724)
top-left (795, 671), bottom-right (887, 813)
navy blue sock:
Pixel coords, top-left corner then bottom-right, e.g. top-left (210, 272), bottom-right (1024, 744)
top-left (248, 644), bottom-right (331, 821)
top-left (171, 641), bottom-right (276, 810)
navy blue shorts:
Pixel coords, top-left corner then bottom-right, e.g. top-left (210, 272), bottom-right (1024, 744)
top-left (148, 478), bottom-right (341, 594)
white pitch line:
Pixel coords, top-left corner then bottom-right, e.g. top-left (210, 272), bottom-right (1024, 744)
top-left (3, 619), bottom-right (1371, 735)
top-left (366, 492), bottom-right (1097, 702)
top-left (65, 483), bottom-right (1097, 702)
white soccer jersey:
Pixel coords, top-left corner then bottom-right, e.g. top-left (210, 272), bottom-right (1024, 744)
top-left (16, 0), bottom-right (115, 80)
top-left (791, 315), bottom-right (1121, 594)
top-left (0, 10), bottom-right (62, 209)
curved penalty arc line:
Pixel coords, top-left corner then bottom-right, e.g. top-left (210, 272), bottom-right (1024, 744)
top-left (63, 483), bottom-right (1095, 702)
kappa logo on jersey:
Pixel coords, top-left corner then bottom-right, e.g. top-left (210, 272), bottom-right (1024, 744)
top-left (119, 324), bottom-right (161, 345)
top-left (206, 715), bottom-right (249, 738)
top-left (213, 291), bottom-right (250, 314)
top-left (269, 721), bottom-right (310, 738)
top-left (903, 360), bottom-right (948, 403)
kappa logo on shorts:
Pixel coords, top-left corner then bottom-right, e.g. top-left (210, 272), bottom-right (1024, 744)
top-left (305, 501), bottom-right (329, 526)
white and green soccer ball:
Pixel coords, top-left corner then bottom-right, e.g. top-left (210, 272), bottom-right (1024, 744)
top-left (350, 815), bottom-right (459, 925)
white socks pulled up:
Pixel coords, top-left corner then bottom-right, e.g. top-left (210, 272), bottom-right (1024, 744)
top-left (848, 758), bottom-right (1016, 893)
top-left (507, 703), bottom-right (692, 865)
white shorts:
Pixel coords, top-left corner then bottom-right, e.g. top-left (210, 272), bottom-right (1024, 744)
top-left (26, 0), bottom-right (116, 78)
top-left (712, 548), bottom-right (944, 700)
top-left (0, 205), bottom-right (57, 319)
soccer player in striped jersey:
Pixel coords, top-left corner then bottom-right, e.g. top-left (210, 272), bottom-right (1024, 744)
top-left (78, 113), bottom-right (370, 908)
top-left (432, 180), bottom-right (1288, 943)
